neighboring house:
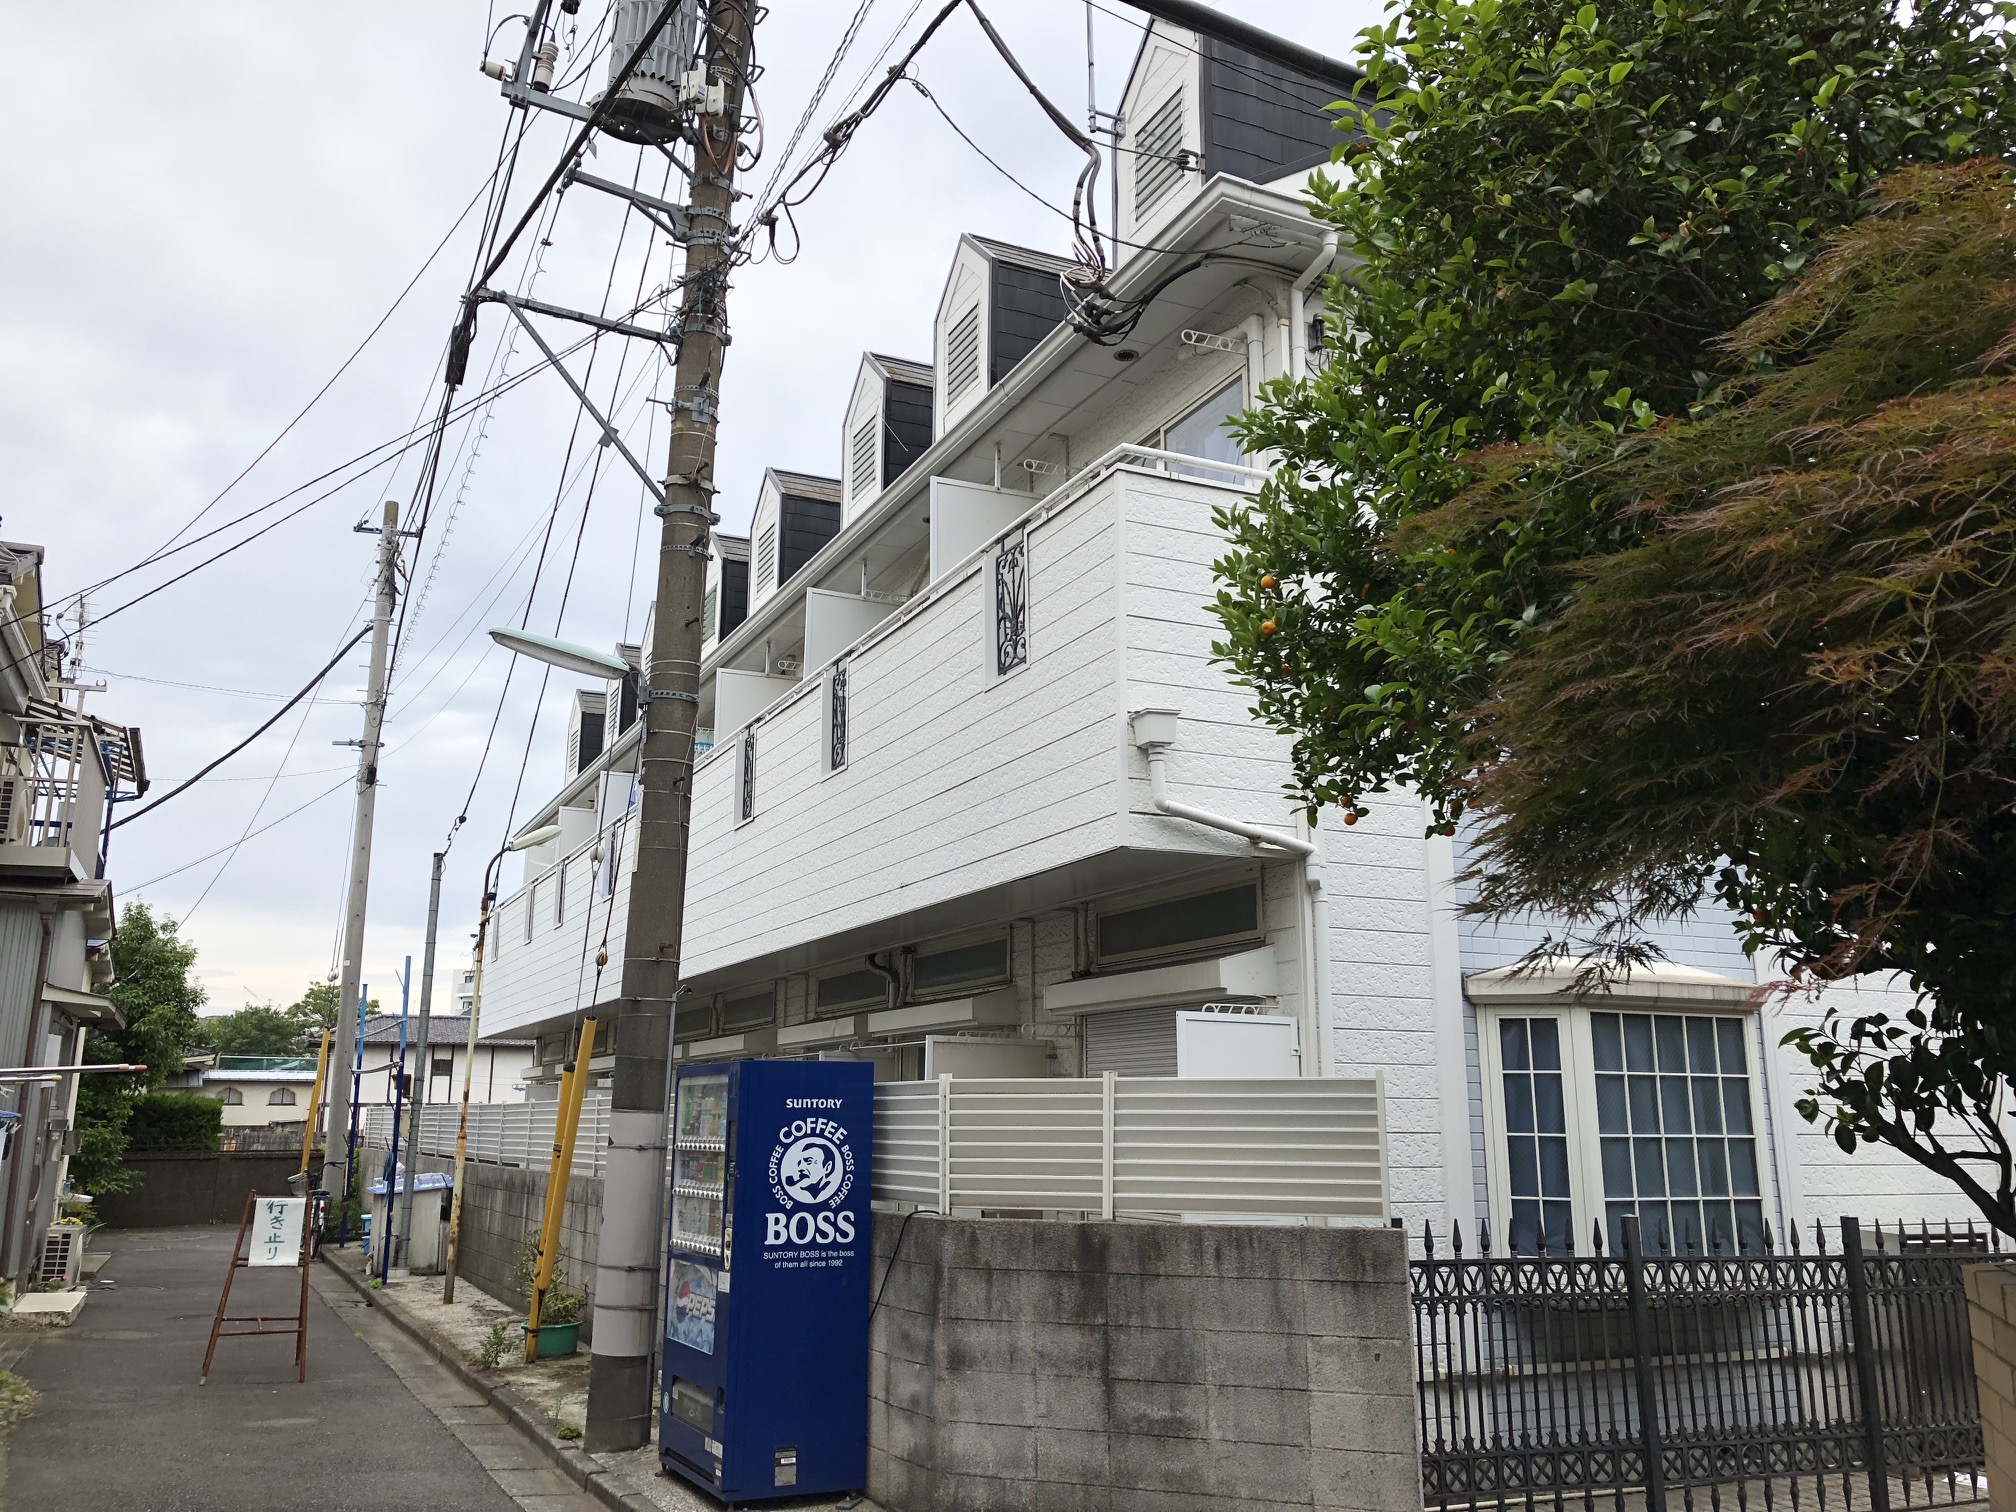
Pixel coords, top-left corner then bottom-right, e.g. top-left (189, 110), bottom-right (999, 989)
top-left (199, 1056), bottom-right (318, 1129)
top-left (472, 19), bottom-right (1982, 1251)
top-left (0, 537), bottom-right (148, 1286)
top-left (351, 1014), bottom-right (533, 1108)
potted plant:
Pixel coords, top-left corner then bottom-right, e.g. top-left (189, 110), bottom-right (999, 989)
top-left (514, 1235), bottom-right (587, 1358)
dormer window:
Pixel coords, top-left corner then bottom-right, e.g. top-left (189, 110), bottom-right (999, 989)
top-left (1134, 92), bottom-right (1188, 215)
top-left (945, 306), bottom-right (982, 402)
top-left (849, 415), bottom-right (878, 502)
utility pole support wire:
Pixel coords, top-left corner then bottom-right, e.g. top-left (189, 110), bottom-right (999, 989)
top-left (582, 0), bottom-right (751, 1455)
top-left (319, 498), bottom-right (402, 1218)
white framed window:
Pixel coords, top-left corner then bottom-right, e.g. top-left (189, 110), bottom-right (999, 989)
top-left (268, 1087), bottom-right (297, 1107)
top-left (849, 415), bottom-right (879, 501)
top-left (1157, 377), bottom-right (1247, 476)
top-left (945, 305), bottom-right (982, 402)
top-left (1479, 1006), bottom-right (1770, 1257)
top-left (1093, 877), bottom-right (1262, 971)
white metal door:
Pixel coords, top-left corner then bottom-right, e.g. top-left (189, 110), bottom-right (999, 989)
top-left (1175, 1012), bottom-right (1300, 1077)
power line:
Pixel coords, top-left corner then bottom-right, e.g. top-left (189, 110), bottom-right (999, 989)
top-left (109, 627), bottom-right (372, 830)
top-left (124, 776), bottom-right (355, 895)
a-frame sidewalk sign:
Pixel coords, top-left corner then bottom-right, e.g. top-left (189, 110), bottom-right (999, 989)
top-left (200, 1190), bottom-right (312, 1384)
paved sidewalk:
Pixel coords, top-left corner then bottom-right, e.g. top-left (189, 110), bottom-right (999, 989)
top-left (4, 1226), bottom-right (597, 1512)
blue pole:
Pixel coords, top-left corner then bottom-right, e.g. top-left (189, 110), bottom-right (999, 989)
top-left (340, 984), bottom-right (367, 1247)
top-left (380, 958), bottom-right (411, 1282)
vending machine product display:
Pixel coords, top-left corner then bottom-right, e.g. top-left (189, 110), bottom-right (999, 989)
top-left (659, 1059), bottom-right (874, 1501)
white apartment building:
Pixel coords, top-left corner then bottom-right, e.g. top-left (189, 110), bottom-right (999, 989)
top-left (472, 20), bottom-right (1978, 1251)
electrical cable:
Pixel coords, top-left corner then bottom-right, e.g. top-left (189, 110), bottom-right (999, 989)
top-left (109, 627), bottom-right (372, 830)
top-left (124, 776), bottom-right (356, 896)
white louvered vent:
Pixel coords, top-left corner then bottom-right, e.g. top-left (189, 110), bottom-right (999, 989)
top-left (755, 524), bottom-right (777, 588)
top-left (849, 415), bottom-right (878, 500)
top-left (945, 306), bottom-right (982, 402)
top-left (1134, 91), bottom-right (1188, 215)
top-left (1083, 1006), bottom-right (1178, 1077)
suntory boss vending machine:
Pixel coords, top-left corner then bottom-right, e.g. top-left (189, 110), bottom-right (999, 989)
top-left (660, 1059), bottom-right (874, 1501)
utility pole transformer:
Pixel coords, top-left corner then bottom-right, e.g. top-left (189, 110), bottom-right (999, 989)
top-left (583, 0), bottom-right (751, 1453)
top-left (320, 497), bottom-right (402, 1213)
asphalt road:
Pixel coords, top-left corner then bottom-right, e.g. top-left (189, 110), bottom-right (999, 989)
top-left (5, 1225), bottom-right (543, 1512)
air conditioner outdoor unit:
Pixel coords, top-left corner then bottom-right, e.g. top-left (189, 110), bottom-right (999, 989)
top-left (0, 776), bottom-right (28, 846)
top-left (39, 1224), bottom-right (82, 1288)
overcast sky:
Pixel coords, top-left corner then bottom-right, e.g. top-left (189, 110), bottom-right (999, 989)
top-left (3, 0), bottom-right (1375, 1020)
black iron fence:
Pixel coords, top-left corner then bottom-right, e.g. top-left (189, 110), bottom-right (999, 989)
top-left (1411, 1216), bottom-right (1998, 1512)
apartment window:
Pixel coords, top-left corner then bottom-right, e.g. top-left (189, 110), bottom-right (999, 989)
top-left (945, 305), bottom-right (982, 402)
top-left (703, 585), bottom-right (718, 641)
top-left (432, 1054), bottom-right (453, 1081)
top-left (1482, 1008), bottom-right (1768, 1256)
top-left (675, 998), bottom-right (713, 1043)
top-left (218, 1087), bottom-right (243, 1106)
top-left (1094, 881), bottom-right (1261, 969)
top-left (720, 987), bottom-right (776, 1032)
top-left (849, 415), bottom-right (879, 501)
top-left (816, 967), bottom-right (887, 1018)
top-left (268, 1087), bottom-right (297, 1107)
top-left (755, 524), bottom-right (777, 589)
top-left (1158, 378), bottom-right (1247, 475)
top-left (1497, 1018), bottom-right (1573, 1256)
top-left (1134, 91), bottom-right (1189, 214)
top-left (737, 728), bottom-right (756, 825)
top-left (911, 937), bottom-right (1010, 1000)
top-left (992, 528), bottom-right (1028, 677)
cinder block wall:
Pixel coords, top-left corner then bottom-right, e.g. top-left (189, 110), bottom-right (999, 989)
top-left (869, 1215), bottom-right (1422, 1512)
top-left (357, 1140), bottom-right (602, 1337)
top-left (1968, 1262), bottom-right (2016, 1512)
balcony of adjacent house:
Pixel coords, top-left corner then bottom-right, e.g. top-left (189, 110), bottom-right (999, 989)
top-left (0, 710), bottom-right (115, 885)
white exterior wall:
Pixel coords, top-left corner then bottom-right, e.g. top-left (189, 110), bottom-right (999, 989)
top-left (682, 469), bottom-right (1131, 976)
top-left (483, 823), bottom-right (635, 1039)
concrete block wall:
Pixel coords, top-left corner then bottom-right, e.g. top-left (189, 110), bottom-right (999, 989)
top-left (869, 1214), bottom-right (1421, 1512)
top-left (358, 1140), bottom-right (603, 1336)
top-left (1968, 1262), bottom-right (2016, 1512)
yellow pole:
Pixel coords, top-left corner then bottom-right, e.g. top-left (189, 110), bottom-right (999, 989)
top-left (526, 1016), bottom-right (596, 1362)
top-left (299, 1030), bottom-right (333, 1178)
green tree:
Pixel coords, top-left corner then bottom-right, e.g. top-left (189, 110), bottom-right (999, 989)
top-left (279, 981), bottom-right (378, 1047)
top-left (1450, 162), bottom-right (2016, 1230)
top-left (1218, 0), bottom-right (2016, 824)
top-left (73, 904), bottom-right (207, 1194)
top-left (201, 1005), bottom-right (303, 1058)
top-left (1213, 0), bottom-right (2016, 1229)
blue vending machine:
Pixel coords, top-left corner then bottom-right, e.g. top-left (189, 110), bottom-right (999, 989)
top-left (660, 1059), bottom-right (874, 1502)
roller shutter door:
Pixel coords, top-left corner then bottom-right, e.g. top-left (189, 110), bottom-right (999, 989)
top-left (1082, 1006), bottom-right (1178, 1077)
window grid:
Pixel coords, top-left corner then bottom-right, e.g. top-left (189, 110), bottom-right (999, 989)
top-left (1499, 1017), bottom-right (1573, 1255)
top-left (1134, 92), bottom-right (1188, 214)
top-left (945, 306), bottom-right (981, 401)
top-left (1593, 1012), bottom-right (1764, 1256)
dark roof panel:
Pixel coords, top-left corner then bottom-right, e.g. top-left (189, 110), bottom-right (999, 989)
top-left (1199, 37), bottom-right (1348, 185)
top-left (882, 380), bottom-right (934, 487)
top-left (990, 260), bottom-right (1071, 386)
top-left (777, 493), bottom-right (841, 586)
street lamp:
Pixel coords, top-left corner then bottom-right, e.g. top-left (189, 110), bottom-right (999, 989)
top-left (488, 628), bottom-right (630, 679)
top-left (440, 819), bottom-right (564, 1302)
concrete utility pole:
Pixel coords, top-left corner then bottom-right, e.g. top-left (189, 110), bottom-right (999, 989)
top-left (582, 0), bottom-right (751, 1453)
top-left (320, 497), bottom-right (402, 1212)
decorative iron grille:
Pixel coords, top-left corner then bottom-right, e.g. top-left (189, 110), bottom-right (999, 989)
top-left (738, 728), bottom-right (756, 823)
top-left (993, 530), bottom-right (1028, 676)
top-left (1410, 1215), bottom-right (1994, 1512)
top-left (828, 662), bottom-right (848, 772)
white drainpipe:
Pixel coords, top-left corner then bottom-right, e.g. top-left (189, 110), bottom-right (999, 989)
top-left (1289, 230), bottom-right (1340, 379)
top-left (1129, 710), bottom-right (1327, 1078)
top-left (1240, 314), bottom-right (1266, 399)
top-left (1131, 709), bottom-right (1313, 858)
